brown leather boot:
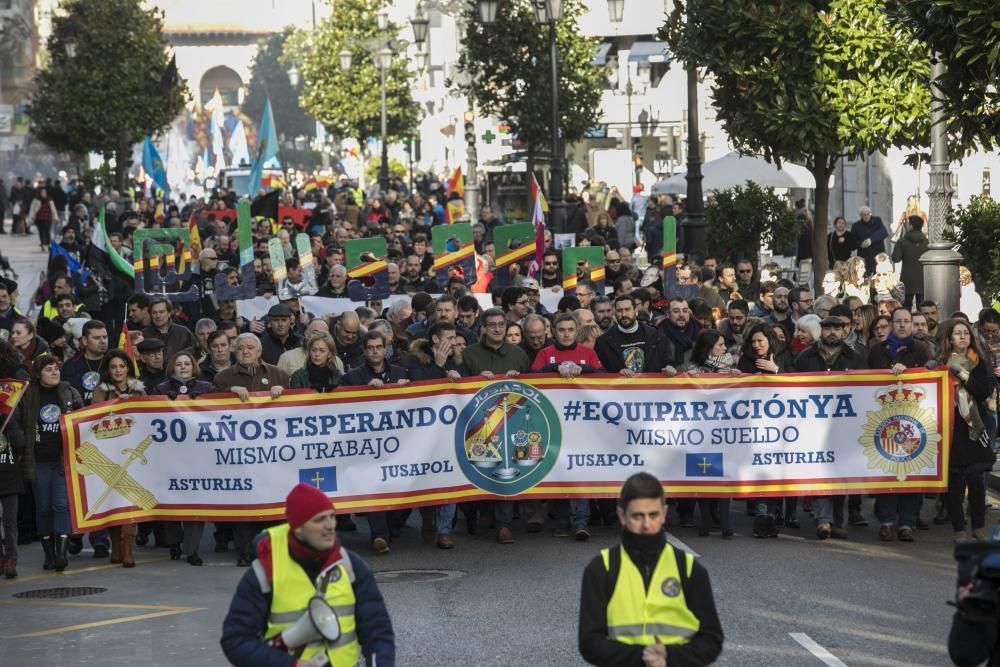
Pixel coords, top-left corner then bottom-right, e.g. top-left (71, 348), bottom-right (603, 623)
top-left (108, 526), bottom-right (122, 563)
top-left (121, 524), bottom-right (136, 568)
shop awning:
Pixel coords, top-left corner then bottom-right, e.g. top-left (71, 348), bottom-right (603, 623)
top-left (627, 41), bottom-right (670, 64)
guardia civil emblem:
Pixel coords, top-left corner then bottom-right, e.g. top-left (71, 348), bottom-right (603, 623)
top-left (858, 382), bottom-right (940, 481)
top-left (453, 381), bottom-right (561, 496)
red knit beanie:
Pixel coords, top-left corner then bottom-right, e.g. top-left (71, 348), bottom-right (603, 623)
top-left (286, 483), bottom-right (334, 530)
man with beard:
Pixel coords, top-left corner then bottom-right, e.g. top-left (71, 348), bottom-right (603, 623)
top-left (629, 288), bottom-right (654, 325)
top-left (714, 264), bottom-right (739, 302)
top-left (764, 286), bottom-right (794, 338)
top-left (919, 300), bottom-right (939, 336)
top-left (716, 300), bottom-right (758, 351)
top-left (658, 298), bottom-right (701, 367)
top-left (540, 251), bottom-right (562, 289)
top-left (596, 295), bottom-right (673, 376)
top-left (794, 316), bottom-right (867, 540)
top-left (402, 254), bottom-right (436, 293)
top-left (911, 312), bottom-right (937, 357)
top-left (592, 296), bottom-right (614, 333)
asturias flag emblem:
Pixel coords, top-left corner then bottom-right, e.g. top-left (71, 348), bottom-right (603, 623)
top-left (686, 452), bottom-right (724, 477)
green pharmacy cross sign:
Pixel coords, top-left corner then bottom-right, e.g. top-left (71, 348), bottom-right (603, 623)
top-left (481, 130), bottom-right (496, 144)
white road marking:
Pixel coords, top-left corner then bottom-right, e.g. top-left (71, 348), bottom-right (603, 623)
top-left (790, 632), bottom-right (848, 667)
top-left (664, 531), bottom-right (700, 558)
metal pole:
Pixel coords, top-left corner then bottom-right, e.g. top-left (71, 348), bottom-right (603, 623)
top-left (548, 19), bottom-right (564, 232)
top-left (379, 62), bottom-right (389, 194)
top-left (465, 101), bottom-right (481, 221)
top-left (625, 73), bottom-right (634, 188)
top-left (920, 54), bottom-right (962, 315)
top-left (683, 65), bottom-right (706, 256)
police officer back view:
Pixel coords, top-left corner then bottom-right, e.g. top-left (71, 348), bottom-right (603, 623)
top-left (579, 472), bottom-right (723, 666)
top-left (221, 483), bottom-right (395, 666)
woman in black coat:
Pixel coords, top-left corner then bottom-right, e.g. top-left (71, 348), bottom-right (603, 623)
top-left (937, 318), bottom-right (996, 541)
top-left (0, 340), bottom-right (28, 578)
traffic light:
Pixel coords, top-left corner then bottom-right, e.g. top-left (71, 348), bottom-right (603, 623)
top-left (633, 140), bottom-right (643, 168)
top-left (464, 111), bottom-right (475, 146)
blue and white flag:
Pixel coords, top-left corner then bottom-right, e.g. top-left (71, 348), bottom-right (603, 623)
top-left (142, 137), bottom-right (170, 199)
top-left (249, 98), bottom-right (279, 198)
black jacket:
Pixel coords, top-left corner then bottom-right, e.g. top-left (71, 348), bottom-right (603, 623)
top-left (578, 541), bottom-right (724, 667)
top-left (342, 362), bottom-right (407, 386)
top-left (951, 358), bottom-right (996, 469)
top-left (891, 229), bottom-right (929, 295)
top-left (260, 330), bottom-right (302, 366)
top-left (595, 324), bottom-right (673, 374)
top-left (867, 338), bottom-right (931, 370)
top-left (794, 342), bottom-right (867, 372)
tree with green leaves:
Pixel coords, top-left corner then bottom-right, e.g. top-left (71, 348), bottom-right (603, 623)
top-left (887, 1), bottom-right (1000, 151)
top-left (454, 0), bottom-right (601, 167)
top-left (29, 0), bottom-right (189, 190)
top-left (242, 28), bottom-right (317, 144)
top-left (662, 0), bottom-right (930, 285)
top-left (946, 196), bottom-right (1000, 304)
top-left (289, 0), bottom-right (418, 147)
top-left (706, 182), bottom-right (804, 266)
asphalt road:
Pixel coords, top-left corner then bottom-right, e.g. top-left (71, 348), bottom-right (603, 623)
top-left (0, 229), bottom-right (969, 666)
top-left (0, 499), bottom-right (967, 667)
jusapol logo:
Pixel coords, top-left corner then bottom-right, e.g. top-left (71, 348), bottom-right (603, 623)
top-left (453, 381), bottom-right (561, 496)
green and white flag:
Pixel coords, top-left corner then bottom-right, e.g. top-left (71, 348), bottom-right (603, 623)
top-left (92, 208), bottom-right (134, 279)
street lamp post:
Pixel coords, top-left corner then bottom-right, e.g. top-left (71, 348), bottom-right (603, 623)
top-left (338, 10), bottom-right (393, 194)
top-left (684, 65), bottom-right (706, 257)
top-left (412, 0), bottom-right (482, 220)
top-left (921, 55), bottom-right (962, 316)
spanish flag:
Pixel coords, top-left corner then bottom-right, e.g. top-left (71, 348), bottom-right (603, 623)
top-left (260, 174), bottom-right (287, 190)
top-left (118, 323), bottom-right (140, 376)
top-left (0, 378), bottom-right (27, 432)
top-left (188, 213), bottom-right (202, 256)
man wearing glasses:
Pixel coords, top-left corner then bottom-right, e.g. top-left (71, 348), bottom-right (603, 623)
top-left (735, 260), bottom-right (757, 299)
top-left (788, 286), bottom-right (814, 328)
top-left (605, 250), bottom-right (625, 284)
top-left (541, 251), bottom-right (562, 289)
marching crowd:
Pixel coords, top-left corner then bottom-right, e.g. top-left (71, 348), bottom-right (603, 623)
top-left (0, 173), bottom-right (995, 584)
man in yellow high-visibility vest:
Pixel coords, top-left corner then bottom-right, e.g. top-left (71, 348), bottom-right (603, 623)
top-left (578, 473), bottom-right (723, 666)
top-left (221, 483), bottom-right (395, 666)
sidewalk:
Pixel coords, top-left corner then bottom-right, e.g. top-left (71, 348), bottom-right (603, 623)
top-left (1, 226), bottom-right (49, 315)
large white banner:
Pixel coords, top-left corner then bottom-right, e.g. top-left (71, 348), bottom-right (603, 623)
top-left (63, 370), bottom-right (953, 531)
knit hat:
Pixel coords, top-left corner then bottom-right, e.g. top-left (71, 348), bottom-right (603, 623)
top-left (285, 483), bottom-right (334, 530)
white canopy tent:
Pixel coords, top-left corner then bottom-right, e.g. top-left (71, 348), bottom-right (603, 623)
top-left (651, 151), bottom-right (816, 196)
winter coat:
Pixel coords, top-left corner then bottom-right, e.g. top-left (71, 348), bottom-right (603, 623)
top-left (891, 229), bottom-right (929, 296)
top-left (401, 339), bottom-right (465, 381)
top-left (6, 381), bottom-right (82, 483)
top-left (153, 377), bottom-right (214, 400)
top-left (289, 364), bottom-right (343, 392)
top-left (91, 378), bottom-right (146, 403)
top-left (951, 358), bottom-right (997, 469)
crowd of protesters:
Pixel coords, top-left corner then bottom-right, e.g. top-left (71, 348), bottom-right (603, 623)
top-left (0, 171), bottom-right (994, 580)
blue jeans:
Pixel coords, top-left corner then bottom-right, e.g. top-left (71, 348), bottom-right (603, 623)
top-left (554, 500), bottom-right (591, 531)
top-left (436, 504), bottom-right (457, 535)
top-left (813, 495), bottom-right (845, 527)
top-left (494, 501), bottom-right (513, 528)
top-left (35, 461), bottom-right (70, 535)
top-left (874, 493), bottom-right (921, 528)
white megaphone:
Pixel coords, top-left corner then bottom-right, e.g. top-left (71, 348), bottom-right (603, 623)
top-left (281, 596), bottom-right (342, 649)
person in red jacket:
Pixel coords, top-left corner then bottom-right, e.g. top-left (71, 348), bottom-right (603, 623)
top-left (531, 313), bottom-right (603, 376)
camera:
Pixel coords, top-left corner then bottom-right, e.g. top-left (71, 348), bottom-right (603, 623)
top-left (954, 529), bottom-right (1000, 622)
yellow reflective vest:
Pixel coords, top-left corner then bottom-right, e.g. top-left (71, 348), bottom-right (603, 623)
top-left (601, 544), bottom-right (700, 646)
top-left (262, 523), bottom-right (360, 666)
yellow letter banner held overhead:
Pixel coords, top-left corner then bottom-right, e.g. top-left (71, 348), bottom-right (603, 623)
top-left (62, 370), bottom-right (953, 531)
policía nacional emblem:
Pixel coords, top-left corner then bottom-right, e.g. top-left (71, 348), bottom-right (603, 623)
top-left (858, 382), bottom-right (940, 481)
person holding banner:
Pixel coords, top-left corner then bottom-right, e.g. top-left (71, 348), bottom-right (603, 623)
top-left (214, 334), bottom-right (289, 567)
top-left (578, 472), bottom-right (723, 667)
top-left (794, 316), bottom-right (868, 540)
top-left (342, 331), bottom-right (409, 555)
top-left (6, 354), bottom-right (83, 572)
top-left (220, 483), bottom-right (395, 667)
top-left (868, 307), bottom-right (932, 542)
top-left (0, 340), bottom-right (28, 579)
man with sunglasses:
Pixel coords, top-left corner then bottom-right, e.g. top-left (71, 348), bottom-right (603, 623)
top-left (540, 251), bottom-right (562, 289)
